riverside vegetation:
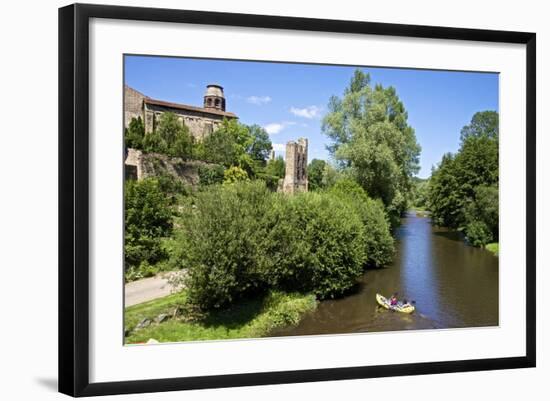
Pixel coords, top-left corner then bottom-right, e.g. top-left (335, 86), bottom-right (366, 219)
top-left (124, 69), bottom-right (498, 343)
top-left (426, 111), bottom-right (499, 249)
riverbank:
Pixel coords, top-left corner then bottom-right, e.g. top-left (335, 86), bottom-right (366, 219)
top-left (269, 211), bottom-right (499, 336)
top-left (125, 290), bottom-right (317, 344)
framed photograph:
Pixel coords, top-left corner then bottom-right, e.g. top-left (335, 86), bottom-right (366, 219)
top-left (58, 3), bottom-right (536, 397)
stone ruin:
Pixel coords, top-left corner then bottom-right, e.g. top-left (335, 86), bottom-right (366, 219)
top-left (281, 138), bottom-right (308, 194)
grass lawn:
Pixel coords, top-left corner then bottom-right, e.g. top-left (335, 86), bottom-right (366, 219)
top-left (485, 242), bottom-right (499, 256)
top-left (125, 290), bottom-right (317, 344)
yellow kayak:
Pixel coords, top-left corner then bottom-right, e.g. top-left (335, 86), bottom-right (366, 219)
top-left (376, 293), bottom-right (415, 314)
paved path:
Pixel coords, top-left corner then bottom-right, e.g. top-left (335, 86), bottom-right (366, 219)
top-left (125, 271), bottom-right (183, 307)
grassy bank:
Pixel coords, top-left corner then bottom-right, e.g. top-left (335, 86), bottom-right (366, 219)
top-left (125, 290), bottom-right (317, 344)
top-left (485, 242), bottom-right (499, 256)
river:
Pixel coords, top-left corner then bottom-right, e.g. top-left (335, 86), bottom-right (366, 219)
top-left (271, 211), bottom-right (499, 336)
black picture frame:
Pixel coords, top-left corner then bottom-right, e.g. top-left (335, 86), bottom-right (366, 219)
top-left (59, 3), bottom-right (536, 397)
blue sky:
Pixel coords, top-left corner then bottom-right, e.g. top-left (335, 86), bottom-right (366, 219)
top-left (125, 55), bottom-right (498, 178)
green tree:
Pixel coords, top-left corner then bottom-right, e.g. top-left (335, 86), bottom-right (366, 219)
top-left (125, 116), bottom-right (145, 149)
top-left (125, 178), bottom-right (173, 272)
top-left (142, 112), bottom-right (193, 158)
top-left (464, 185), bottom-right (499, 246)
top-left (322, 69), bottom-right (421, 225)
top-left (201, 119), bottom-right (256, 171)
top-left (460, 110), bottom-right (499, 141)
top-left (247, 124), bottom-right (273, 163)
top-left (427, 153), bottom-right (463, 227)
top-left (329, 179), bottom-right (394, 267)
top-left (307, 159), bottom-right (327, 191)
top-left (428, 111), bottom-right (499, 246)
top-left (411, 177), bottom-right (429, 210)
top-left (265, 156), bottom-right (285, 179)
top-left (198, 164), bottom-right (225, 186)
top-left (200, 127), bottom-right (236, 166)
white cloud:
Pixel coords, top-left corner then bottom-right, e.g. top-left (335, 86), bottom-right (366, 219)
top-left (246, 95), bottom-right (272, 105)
top-left (272, 143), bottom-right (285, 152)
top-left (263, 121), bottom-right (296, 135)
top-left (264, 123), bottom-right (284, 135)
top-left (290, 105), bottom-right (322, 119)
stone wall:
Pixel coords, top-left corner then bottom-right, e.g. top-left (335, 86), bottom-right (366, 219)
top-left (124, 148), bottom-right (217, 187)
top-left (282, 138), bottom-right (308, 194)
top-left (124, 85), bottom-right (145, 128)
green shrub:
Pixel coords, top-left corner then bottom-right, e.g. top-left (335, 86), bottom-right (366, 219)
top-left (485, 242), bottom-right (499, 256)
top-left (174, 179), bottom-right (389, 310)
top-left (125, 116), bottom-right (145, 149)
top-left (125, 178), bottom-right (173, 272)
top-left (256, 173), bottom-right (280, 192)
top-left (329, 179), bottom-right (394, 267)
top-left (260, 191), bottom-right (367, 299)
top-left (465, 221), bottom-right (493, 247)
top-left (223, 166), bottom-right (249, 184)
top-left (307, 159), bottom-right (327, 191)
top-left (198, 164), bottom-right (225, 186)
top-left (178, 181), bottom-right (271, 310)
top-left (265, 156), bottom-right (285, 179)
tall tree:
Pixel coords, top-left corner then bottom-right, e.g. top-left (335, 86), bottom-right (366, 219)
top-left (124, 116), bottom-right (145, 149)
top-left (142, 112), bottom-right (193, 159)
top-left (247, 124), bottom-right (273, 164)
top-left (307, 159), bottom-right (327, 191)
top-left (428, 111), bottom-right (499, 245)
top-left (322, 69), bottom-right (421, 224)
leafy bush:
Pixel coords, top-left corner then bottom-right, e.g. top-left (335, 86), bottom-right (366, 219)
top-left (141, 112), bottom-right (194, 159)
top-left (260, 191), bottom-right (367, 299)
top-left (198, 164), bottom-right (225, 186)
top-left (307, 159), bottom-right (327, 191)
top-left (125, 178), bottom-right (173, 274)
top-left (464, 185), bottom-right (498, 247)
top-left (223, 166), bottom-right (249, 184)
top-left (256, 172), bottom-right (280, 192)
top-left (465, 221), bottom-right (493, 247)
top-left (265, 156), bottom-right (285, 179)
top-left (329, 179), bottom-right (394, 267)
top-left (154, 171), bottom-right (189, 198)
top-left (178, 181), bottom-right (272, 310)
top-left (125, 116), bottom-right (145, 149)
top-left (174, 178), bottom-right (393, 310)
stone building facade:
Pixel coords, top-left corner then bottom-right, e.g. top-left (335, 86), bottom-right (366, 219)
top-left (124, 84), bottom-right (237, 141)
top-left (124, 147), bottom-right (218, 187)
top-left (282, 138), bottom-right (308, 194)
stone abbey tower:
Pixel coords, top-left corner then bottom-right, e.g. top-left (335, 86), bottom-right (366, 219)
top-left (282, 138), bottom-right (308, 194)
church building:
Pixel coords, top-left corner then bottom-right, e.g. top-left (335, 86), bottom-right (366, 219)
top-left (124, 83), bottom-right (238, 141)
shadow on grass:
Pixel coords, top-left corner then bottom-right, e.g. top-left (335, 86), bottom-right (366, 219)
top-left (200, 295), bottom-right (267, 330)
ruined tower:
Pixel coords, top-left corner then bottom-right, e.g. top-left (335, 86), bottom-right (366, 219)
top-left (203, 84), bottom-right (226, 111)
top-left (282, 138), bottom-right (308, 194)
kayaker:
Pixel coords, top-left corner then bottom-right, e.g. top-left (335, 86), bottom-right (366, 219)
top-left (390, 293), bottom-right (398, 306)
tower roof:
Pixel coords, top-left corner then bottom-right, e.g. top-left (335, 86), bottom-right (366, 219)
top-left (205, 84), bottom-right (224, 98)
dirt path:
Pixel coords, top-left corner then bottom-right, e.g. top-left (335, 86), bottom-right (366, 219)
top-left (124, 271), bottom-right (183, 307)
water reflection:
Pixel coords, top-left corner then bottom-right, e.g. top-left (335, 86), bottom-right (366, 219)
top-left (271, 212), bottom-right (498, 337)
